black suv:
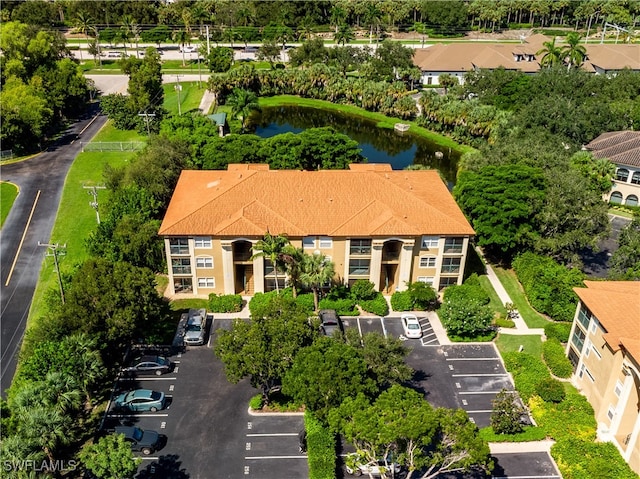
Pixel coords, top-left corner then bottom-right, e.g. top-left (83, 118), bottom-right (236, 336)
top-left (114, 426), bottom-right (161, 455)
top-left (318, 309), bottom-right (344, 337)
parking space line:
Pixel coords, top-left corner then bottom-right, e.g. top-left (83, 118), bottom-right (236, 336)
top-left (119, 377), bottom-right (177, 381)
top-left (107, 413), bottom-right (169, 417)
top-left (140, 457), bottom-right (160, 460)
top-left (245, 456), bottom-right (307, 460)
top-left (357, 317), bottom-right (363, 337)
top-left (451, 374), bottom-right (509, 377)
top-left (445, 357), bottom-right (498, 361)
top-left (459, 391), bottom-right (514, 395)
top-left (492, 476), bottom-right (561, 479)
top-left (246, 433), bottom-right (298, 437)
top-left (380, 317), bottom-right (388, 338)
top-left (466, 410), bottom-right (493, 413)
top-left (207, 317), bottom-right (215, 348)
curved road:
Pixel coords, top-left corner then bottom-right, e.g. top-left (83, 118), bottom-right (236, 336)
top-left (0, 105), bottom-right (108, 397)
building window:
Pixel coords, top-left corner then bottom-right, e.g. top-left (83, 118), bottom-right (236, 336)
top-left (438, 277), bottom-right (458, 290)
top-left (349, 259), bottom-right (370, 276)
top-left (443, 238), bottom-right (464, 254)
top-left (194, 237), bottom-right (212, 248)
top-left (591, 344), bottom-right (602, 359)
top-left (607, 405), bottom-right (616, 421)
top-left (590, 319), bottom-right (598, 334)
top-left (303, 236), bottom-right (315, 249)
top-left (419, 257), bottom-right (436, 268)
top-left (169, 238), bottom-right (189, 255)
top-left (441, 257), bottom-right (461, 274)
top-left (172, 258), bottom-right (191, 275)
top-left (610, 191), bottom-right (623, 204)
top-left (572, 327), bottom-right (586, 353)
top-left (196, 257), bottom-right (213, 269)
top-left (585, 340), bottom-right (591, 357)
top-left (264, 259), bottom-right (276, 276)
top-left (421, 236), bottom-right (439, 248)
top-left (319, 236), bottom-right (333, 248)
top-left (350, 239), bottom-right (372, 255)
top-left (417, 276), bottom-right (434, 285)
top-left (198, 277), bottom-right (215, 288)
top-left (631, 171), bottom-right (640, 185)
top-left (579, 363), bottom-right (594, 382)
top-left (614, 380), bottom-right (624, 397)
top-left (577, 305), bottom-right (591, 330)
top-left (626, 194), bottom-right (639, 207)
top-left (174, 277), bottom-right (192, 293)
top-left (265, 277), bottom-right (286, 292)
top-left (616, 168), bottom-right (629, 182)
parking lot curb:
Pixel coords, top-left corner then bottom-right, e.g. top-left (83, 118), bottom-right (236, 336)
top-left (247, 407), bottom-right (305, 417)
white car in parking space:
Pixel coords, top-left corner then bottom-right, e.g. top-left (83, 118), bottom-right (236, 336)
top-left (401, 314), bottom-right (423, 338)
top-left (179, 45), bottom-right (198, 53)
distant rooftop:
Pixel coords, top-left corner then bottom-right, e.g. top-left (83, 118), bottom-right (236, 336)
top-left (585, 131), bottom-right (640, 168)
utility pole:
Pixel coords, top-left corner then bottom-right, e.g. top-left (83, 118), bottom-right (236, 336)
top-left (175, 75), bottom-right (183, 115)
top-left (83, 185), bottom-right (106, 224)
top-left (38, 242), bottom-right (67, 304)
top-left (206, 24), bottom-right (211, 55)
top-left (138, 111), bottom-right (156, 135)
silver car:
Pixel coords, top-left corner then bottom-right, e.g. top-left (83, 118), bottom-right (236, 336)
top-left (184, 308), bottom-right (207, 346)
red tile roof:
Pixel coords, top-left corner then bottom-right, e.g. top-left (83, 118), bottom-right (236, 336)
top-left (574, 281), bottom-right (640, 362)
top-left (585, 131), bottom-right (640, 168)
top-left (159, 164), bottom-right (475, 238)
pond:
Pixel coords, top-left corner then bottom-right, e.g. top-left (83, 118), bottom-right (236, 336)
top-left (248, 105), bottom-right (461, 186)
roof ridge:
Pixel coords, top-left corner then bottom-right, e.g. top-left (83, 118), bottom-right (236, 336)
top-left (328, 195), bottom-right (378, 235)
top-left (243, 198), bottom-right (305, 235)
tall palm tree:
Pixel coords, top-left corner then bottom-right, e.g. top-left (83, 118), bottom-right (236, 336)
top-left (251, 232), bottom-right (290, 293)
top-left (17, 406), bottom-right (73, 464)
top-left (364, 2), bottom-right (382, 44)
top-left (174, 29), bottom-right (190, 67)
top-left (562, 32), bottom-right (587, 70)
top-left (226, 88), bottom-right (260, 131)
top-left (281, 245), bottom-right (305, 298)
top-left (300, 253), bottom-right (335, 311)
top-left (334, 25), bottom-right (355, 46)
top-left (537, 37), bottom-right (563, 68)
top-left (74, 12), bottom-right (93, 62)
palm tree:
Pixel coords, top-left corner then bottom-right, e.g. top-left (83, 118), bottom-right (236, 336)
top-left (363, 2), bottom-right (382, 44)
top-left (174, 29), bottom-right (190, 67)
top-left (226, 88), bottom-right (260, 131)
top-left (281, 245), bottom-right (305, 298)
top-left (562, 32), bottom-right (587, 70)
top-left (334, 25), bottom-right (355, 46)
top-left (537, 37), bottom-right (563, 68)
top-left (17, 406), bottom-right (73, 464)
top-left (251, 232), bottom-right (290, 293)
top-left (300, 253), bottom-right (335, 311)
top-left (74, 12), bottom-right (93, 62)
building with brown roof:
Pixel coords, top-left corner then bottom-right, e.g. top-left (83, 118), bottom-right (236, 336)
top-left (566, 281), bottom-right (640, 474)
top-left (585, 131), bottom-right (640, 206)
top-left (159, 164), bottom-right (474, 296)
top-left (413, 35), bottom-right (640, 86)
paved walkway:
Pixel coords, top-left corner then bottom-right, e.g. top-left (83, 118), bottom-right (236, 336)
top-left (489, 440), bottom-right (555, 453)
top-left (198, 88), bottom-right (216, 115)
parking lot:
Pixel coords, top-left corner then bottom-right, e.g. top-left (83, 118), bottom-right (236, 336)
top-left (100, 313), bottom-right (559, 479)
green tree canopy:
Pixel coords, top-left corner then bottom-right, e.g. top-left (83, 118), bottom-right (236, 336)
top-left (79, 433), bottom-right (140, 479)
top-left (609, 216), bottom-right (640, 280)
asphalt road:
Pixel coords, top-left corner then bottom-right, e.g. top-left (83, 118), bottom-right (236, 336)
top-left (0, 105), bottom-right (108, 397)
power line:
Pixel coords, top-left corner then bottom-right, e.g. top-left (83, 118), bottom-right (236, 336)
top-left (38, 242), bottom-right (67, 304)
top-left (83, 185), bottom-right (106, 224)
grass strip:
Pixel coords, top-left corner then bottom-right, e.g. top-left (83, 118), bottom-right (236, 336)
top-left (495, 334), bottom-right (543, 359)
top-left (0, 182), bottom-right (19, 228)
top-left (493, 267), bottom-right (550, 329)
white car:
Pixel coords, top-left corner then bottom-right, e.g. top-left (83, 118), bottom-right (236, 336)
top-left (401, 314), bottom-right (423, 339)
top-left (179, 45), bottom-right (198, 53)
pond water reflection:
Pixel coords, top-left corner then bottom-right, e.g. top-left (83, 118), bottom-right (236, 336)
top-left (248, 105), bottom-right (461, 186)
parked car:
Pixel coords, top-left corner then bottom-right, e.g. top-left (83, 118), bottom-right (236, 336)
top-left (122, 355), bottom-right (173, 376)
top-left (114, 389), bottom-right (166, 413)
top-left (179, 45), bottom-right (198, 53)
top-left (345, 453), bottom-right (401, 477)
top-left (401, 313), bottom-right (423, 339)
top-left (183, 308), bottom-right (207, 346)
top-left (114, 426), bottom-right (160, 455)
top-left (319, 309), bottom-right (344, 337)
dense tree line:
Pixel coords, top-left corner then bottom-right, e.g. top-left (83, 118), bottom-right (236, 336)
top-left (4, 1), bottom-right (639, 39)
top-left (0, 21), bottom-right (92, 153)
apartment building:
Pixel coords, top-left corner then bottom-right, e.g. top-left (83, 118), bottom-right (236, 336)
top-left (158, 163), bottom-right (474, 296)
top-left (566, 281), bottom-right (640, 474)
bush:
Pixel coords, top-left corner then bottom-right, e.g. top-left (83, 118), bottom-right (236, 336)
top-left (544, 322), bottom-right (572, 343)
top-left (479, 425), bottom-right (547, 442)
top-left (208, 293), bottom-right (243, 313)
top-left (248, 290), bottom-right (280, 317)
top-left (390, 290), bottom-right (413, 311)
top-left (490, 389), bottom-right (526, 434)
top-left (295, 293), bottom-right (315, 313)
top-left (536, 378), bottom-right (566, 403)
top-left (513, 252), bottom-right (584, 322)
top-left (529, 390), bottom-right (596, 441)
top-left (494, 316), bottom-right (515, 328)
top-left (359, 292), bottom-right (389, 316)
top-left (318, 298), bottom-right (358, 316)
top-left (324, 284), bottom-right (351, 301)
top-left (350, 280), bottom-right (376, 301)
top-left (542, 338), bottom-right (573, 378)
top-left (305, 411), bottom-right (336, 479)
top-left (502, 352), bottom-right (551, 401)
top-left (249, 394), bottom-right (263, 410)
top-left (551, 437), bottom-right (638, 479)
top-left (440, 284), bottom-right (494, 339)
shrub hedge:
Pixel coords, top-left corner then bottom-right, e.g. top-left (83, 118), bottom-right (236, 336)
top-left (249, 289), bottom-right (315, 316)
top-left (551, 437), bottom-right (638, 479)
top-left (502, 352), bottom-right (551, 401)
top-left (318, 298), bottom-right (358, 316)
top-left (536, 378), bottom-right (566, 403)
top-left (304, 411), bottom-right (336, 479)
top-left (249, 394), bottom-right (263, 410)
top-left (479, 425), bottom-right (547, 442)
top-left (544, 322), bottom-right (572, 343)
top-left (542, 338), bottom-right (573, 378)
top-left (528, 392), bottom-right (596, 442)
top-left (390, 290), bottom-right (413, 311)
top-left (208, 293), bottom-right (243, 313)
top-left (350, 280), bottom-right (376, 301)
top-left (359, 292), bottom-right (389, 316)
top-left (494, 316), bottom-right (515, 328)
top-left (512, 252), bottom-right (584, 322)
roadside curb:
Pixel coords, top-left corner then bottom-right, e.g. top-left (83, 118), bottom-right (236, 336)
top-left (247, 407), bottom-right (305, 417)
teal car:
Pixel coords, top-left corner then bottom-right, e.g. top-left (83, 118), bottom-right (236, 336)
top-left (114, 389), bottom-right (166, 413)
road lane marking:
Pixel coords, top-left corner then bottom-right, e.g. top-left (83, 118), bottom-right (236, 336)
top-left (5, 190), bottom-right (41, 286)
top-left (466, 410), bottom-right (492, 413)
top-left (247, 433), bottom-right (298, 437)
top-left (451, 374), bottom-right (509, 377)
top-left (445, 358), bottom-right (498, 361)
top-left (245, 456), bottom-right (308, 460)
top-left (357, 317), bottom-right (363, 337)
top-left (119, 377), bottom-right (177, 381)
top-left (107, 413), bottom-right (169, 418)
top-left (459, 391), bottom-right (514, 395)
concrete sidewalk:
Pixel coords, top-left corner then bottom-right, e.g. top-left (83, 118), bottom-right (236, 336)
top-left (489, 440), bottom-right (555, 453)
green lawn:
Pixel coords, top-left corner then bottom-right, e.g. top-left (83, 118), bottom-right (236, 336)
top-left (493, 267), bottom-right (551, 329)
top-left (258, 96), bottom-right (473, 154)
top-left (163, 82), bottom-right (206, 115)
top-left (0, 182), bottom-right (19, 228)
top-left (478, 275), bottom-right (507, 316)
top-left (495, 334), bottom-right (543, 359)
top-left (28, 124), bottom-right (144, 322)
